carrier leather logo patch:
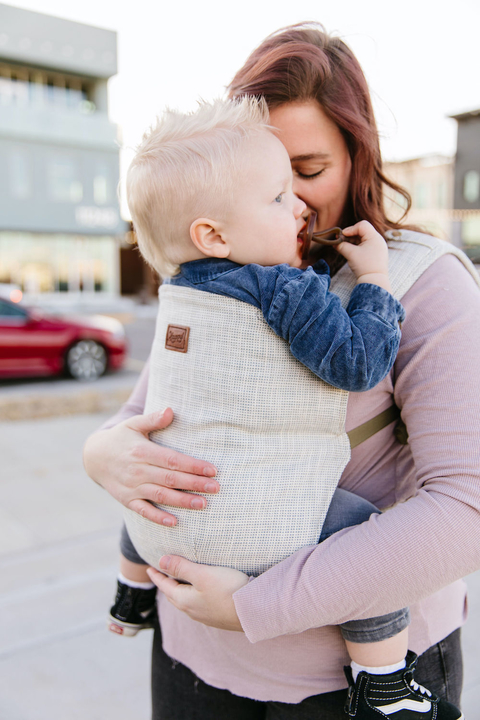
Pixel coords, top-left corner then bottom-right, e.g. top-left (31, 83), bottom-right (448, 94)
top-left (165, 324), bottom-right (190, 353)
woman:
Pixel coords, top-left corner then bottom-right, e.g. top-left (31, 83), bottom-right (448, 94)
top-left (84, 23), bottom-right (480, 719)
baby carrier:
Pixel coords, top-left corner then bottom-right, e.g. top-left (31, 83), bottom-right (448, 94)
top-left (124, 231), bottom-right (479, 575)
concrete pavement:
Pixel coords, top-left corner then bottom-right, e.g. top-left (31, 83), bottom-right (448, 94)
top-left (0, 413), bottom-right (152, 720)
top-left (0, 411), bottom-right (478, 719)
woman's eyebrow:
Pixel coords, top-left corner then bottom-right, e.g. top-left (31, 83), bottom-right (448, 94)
top-left (290, 152), bottom-right (330, 162)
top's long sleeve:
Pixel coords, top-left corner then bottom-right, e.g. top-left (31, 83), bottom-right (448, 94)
top-left (100, 357), bottom-right (150, 430)
top-left (232, 255), bottom-right (480, 642)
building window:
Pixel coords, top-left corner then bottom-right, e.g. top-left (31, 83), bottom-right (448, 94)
top-left (0, 63), bottom-right (91, 112)
top-left (47, 159), bottom-right (83, 203)
top-left (462, 217), bottom-right (480, 246)
top-left (414, 183), bottom-right (428, 209)
top-left (463, 171), bottom-right (480, 203)
top-left (0, 232), bottom-right (118, 295)
top-left (437, 180), bottom-right (447, 209)
top-left (0, 75), bottom-right (28, 105)
top-left (93, 174), bottom-right (108, 205)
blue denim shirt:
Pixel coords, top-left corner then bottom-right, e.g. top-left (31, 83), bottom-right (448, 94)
top-left (169, 258), bottom-right (405, 392)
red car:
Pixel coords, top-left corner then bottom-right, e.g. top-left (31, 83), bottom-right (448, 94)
top-left (0, 296), bottom-right (127, 381)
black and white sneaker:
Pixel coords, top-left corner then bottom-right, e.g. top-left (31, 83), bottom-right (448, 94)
top-left (107, 580), bottom-right (157, 637)
top-left (344, 650), bottom-right (464, 718)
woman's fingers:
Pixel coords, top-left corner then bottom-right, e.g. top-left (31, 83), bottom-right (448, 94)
top-left (135, 479), bottom-right (212, 510)
top-left (126, 455), bottom-right (219, 498)
top-left (158, 554), bottom-right (201, 584)
top-left (133, 440), bottom-right (218, 483)
top-left (126, 407), bottom-right (175, 435)
top-left (147, 567), bottom-right (180, 593)
top-left (148, 556), bottom-right (248, 630)
top-left (127, 499), bottom-right (180, 526)
top-left (83, 409), bottom-right (219, 524)
top-left (127, 409), bottom-right (218, 480)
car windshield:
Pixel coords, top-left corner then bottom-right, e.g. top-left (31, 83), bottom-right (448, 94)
top-left (0, 300), bottom-right (28, 319)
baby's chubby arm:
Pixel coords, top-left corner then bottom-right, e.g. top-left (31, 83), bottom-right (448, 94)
top-left (255, 219), bottom-right (404, 391)
top-left (336, 221), bottom-right (391, 292)
top-left (264, 263), bottom-right (404, 392)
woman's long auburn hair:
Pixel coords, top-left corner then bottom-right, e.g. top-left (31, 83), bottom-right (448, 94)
top-left (228, 23), bottom-right (415, 238)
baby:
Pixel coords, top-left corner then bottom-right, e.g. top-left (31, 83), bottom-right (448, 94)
top-left (108, 98), bottom-right (461, 720)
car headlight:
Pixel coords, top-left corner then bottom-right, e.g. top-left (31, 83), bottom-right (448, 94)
top-left (110, 324), bottom-right (126, 340)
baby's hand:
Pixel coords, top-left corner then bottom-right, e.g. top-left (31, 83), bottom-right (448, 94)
top-left (336, 220), bottom-right (391, 293)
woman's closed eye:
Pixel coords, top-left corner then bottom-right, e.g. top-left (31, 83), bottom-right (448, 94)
top-left (295, 168), bottom-right (326, 180)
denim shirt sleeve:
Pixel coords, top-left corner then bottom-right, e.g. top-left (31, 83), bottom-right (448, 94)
top-left (176, 261), bottom-right (405, 392)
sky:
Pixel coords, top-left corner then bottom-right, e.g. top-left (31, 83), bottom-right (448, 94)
top-left (4, 0), bottom-right (480, 201)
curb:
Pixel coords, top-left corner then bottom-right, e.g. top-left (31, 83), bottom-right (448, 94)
top-left (0, 385), bottom-right (136, 422)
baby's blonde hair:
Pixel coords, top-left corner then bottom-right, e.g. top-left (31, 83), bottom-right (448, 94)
top-left (126, 97), bottom-right (270, 277)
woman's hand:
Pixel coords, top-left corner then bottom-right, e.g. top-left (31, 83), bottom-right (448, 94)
top-left (83, 408), bottom-right (219, 526)
top-left (147, 555), bottom-right (248, 631)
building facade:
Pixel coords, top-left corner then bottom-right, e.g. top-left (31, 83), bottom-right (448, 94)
top-left (0, 3), bottom-right (127, 302)
top-left (383, 155), bottom-right (454, 242)
top-left (450, 109), bottom-right (480, 260)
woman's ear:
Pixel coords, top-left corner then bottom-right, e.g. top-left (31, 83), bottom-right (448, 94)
top-left (190, 218), bottom-right (230, 258)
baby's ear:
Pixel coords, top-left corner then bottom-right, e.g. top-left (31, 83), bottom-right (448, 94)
top-left (190, 218), bottom-right (230, 258)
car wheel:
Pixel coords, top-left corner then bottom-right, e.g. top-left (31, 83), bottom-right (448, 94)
top-left (66, 340), bottom-right (107, 381)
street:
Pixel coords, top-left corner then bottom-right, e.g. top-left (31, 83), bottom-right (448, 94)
top-left (0, 304), bottom-right (163, 719)
top-left (0, 407), bottom-right (478, 719)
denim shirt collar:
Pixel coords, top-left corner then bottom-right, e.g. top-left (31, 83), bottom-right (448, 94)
top-left (175, 258), bottom-right (242, 284)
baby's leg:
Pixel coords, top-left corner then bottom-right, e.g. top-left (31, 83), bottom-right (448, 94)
top-left (344, 621), bottom-right (409, 668)
top-left (323, 490), bottom-right (463, 718)
top-left (107, 525), bottom-right (157, 637)
top-left (320, 488), bottom-right (411, 667)
top-left (119, 523), bottom-right (152, 583)
top-left (119, 555), bottom-right (151, 583)
top-left (320, 488), bottom-right (411, 662)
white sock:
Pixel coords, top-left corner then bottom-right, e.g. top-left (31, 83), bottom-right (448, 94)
top-left (118, 572), bottom-right (155, 590)
top-left (351, 658), bottom-right (406, 683)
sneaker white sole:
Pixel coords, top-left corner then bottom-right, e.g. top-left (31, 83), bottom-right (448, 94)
top-left (107, 616), bottom-right (154, 637)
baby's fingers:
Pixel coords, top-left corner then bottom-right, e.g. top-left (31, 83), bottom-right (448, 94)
top-left (335, 240), bottom-right (357, 260)
top-left (342, 220), bottom-right (372, 238)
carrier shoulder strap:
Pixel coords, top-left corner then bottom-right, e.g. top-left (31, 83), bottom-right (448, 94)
top-left (347, 405), bottom-right (407, 449)
top-left (341, 230), bottom-right (480, 449)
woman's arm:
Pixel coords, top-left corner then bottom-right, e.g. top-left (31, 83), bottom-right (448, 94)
top-left (83, 359), bottom-right (219, 526)
top-left (231, 254), bottom-right (480, 642)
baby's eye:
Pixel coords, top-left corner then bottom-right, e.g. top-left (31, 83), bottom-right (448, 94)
top-left (274, 193), bottom-right (283, 203)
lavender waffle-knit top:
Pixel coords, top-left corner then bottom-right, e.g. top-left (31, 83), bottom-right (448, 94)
top-left (102, 254), bottom-right (480, 702)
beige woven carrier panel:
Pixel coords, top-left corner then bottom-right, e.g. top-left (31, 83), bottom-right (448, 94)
top-left (125, 287), bottom-right (350, 575)
top-left (124, 231), bottom-right (479, 576)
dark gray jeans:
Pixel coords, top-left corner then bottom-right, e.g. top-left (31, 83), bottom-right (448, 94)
top-left (121, 487), bottom-right (410, 643)
top-left (151, 625), bottom-right (463, 720)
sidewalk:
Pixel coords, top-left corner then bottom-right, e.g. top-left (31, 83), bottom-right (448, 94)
top-left (0, 413), bottom-right (152, 720)
top-left (0, 411), bottom-right (478, 719)
top-left (0, 366), bottom-right (142, 421)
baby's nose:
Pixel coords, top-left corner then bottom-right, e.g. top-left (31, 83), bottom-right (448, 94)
top-left (294, 196), bottom-right (307, 217)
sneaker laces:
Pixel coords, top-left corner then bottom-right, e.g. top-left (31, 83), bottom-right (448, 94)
top-left (409, 679), bottom-right (432, 697)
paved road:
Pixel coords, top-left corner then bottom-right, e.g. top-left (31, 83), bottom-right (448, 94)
top-left (0, 412), bottom-right (478, 719)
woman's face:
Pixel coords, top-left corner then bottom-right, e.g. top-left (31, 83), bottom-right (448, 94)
top-left (269, 101), bottom-right (352, 232)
